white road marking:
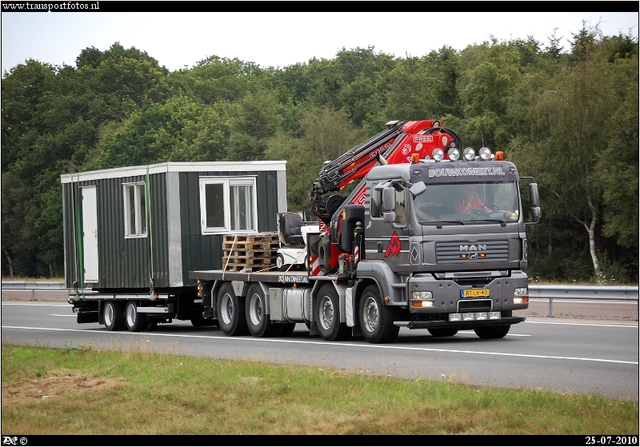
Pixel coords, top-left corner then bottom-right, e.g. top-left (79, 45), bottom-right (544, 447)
top-left (3, 325), bottom-right (637, 366)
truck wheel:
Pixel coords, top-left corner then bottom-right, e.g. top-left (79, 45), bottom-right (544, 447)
top-left (359, 285), bottom-right (399, 344)
top-left (125, 301), bottom-right (148, 332)
top-left (474, 325), bottom-right (510, 339)
top-left (245, 284), bottom-right (278, 337)
top-left (103, 301), bottom-right (124, 331)
top-left (428, 328), bottom-right (459, 337)
top-left (315, 284), bottom-right (351, 341)
top-left (217, 283), bottom-right (249, 336)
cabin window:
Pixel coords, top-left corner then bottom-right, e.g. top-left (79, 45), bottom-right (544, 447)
top-left (199, 177), bottom-right (258, 234)
top-left (123, 182), bottom-right (147, 238)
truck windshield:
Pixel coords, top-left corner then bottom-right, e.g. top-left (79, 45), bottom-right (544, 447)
top-left (413, 182), bottom-right (520, 224)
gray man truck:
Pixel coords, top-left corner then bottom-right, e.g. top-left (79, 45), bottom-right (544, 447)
top-left (189, 119), bottom-right (541, 343)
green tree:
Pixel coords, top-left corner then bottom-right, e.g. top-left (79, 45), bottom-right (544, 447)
top-left (518, 34), bottom-right (634, 281)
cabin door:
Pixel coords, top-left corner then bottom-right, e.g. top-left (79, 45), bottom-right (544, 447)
top-left (81, 186), bottom-right (99, 283)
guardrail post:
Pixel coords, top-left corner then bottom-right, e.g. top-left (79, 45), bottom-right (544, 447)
top-left (548, 297), bottom-right (553, 317)
top-left (31, 289), bottom-right (35, 301)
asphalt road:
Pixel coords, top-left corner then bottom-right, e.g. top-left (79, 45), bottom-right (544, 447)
top-left (2, 295), bottom-right (638, 402)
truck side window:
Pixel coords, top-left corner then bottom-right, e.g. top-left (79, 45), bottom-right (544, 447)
top-left (370, 188), bottom-right (382, 218)
top-left (395, 190), bottom-right (406, 224)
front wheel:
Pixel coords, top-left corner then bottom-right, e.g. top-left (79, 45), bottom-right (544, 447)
top-left (315, 284), bottom-right (351, 341)
top-left (359, 285), bottom-right (399, 344)
top-left (474, 325), bottom-right (510, 339)
top-left (217, 282), bottom-right (249, 336)
top-left (245, 284), bottom-right (279, 337)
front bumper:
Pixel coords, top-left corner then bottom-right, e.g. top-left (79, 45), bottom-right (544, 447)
top-left (394, 316), bottom-right (525, 329)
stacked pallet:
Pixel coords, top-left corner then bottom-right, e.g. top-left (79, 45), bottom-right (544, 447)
top-left (222, 232), bottom-right (280, 272)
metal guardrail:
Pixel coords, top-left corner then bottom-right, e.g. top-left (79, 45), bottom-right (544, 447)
top-left (1, 281), bottom-right (66, 301)
top-left (528, 284), bottom-right (638, 318)
top-left (1, 282), bottom-right (638, 309)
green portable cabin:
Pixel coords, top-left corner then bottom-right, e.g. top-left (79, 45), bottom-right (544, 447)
top-left (61, 161), bottom-right (287, 292)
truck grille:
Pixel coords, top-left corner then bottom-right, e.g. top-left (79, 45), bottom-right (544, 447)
top-left (436, 240), bottom-right (509, 263)
top-left (458, 299), bottom-right (492, 312)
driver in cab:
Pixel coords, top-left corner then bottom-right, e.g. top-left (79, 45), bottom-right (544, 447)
top-left (455, 185), bottom-right (490, 214)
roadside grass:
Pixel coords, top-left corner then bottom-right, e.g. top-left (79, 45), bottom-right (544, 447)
top-left (2, 344), bottom-right (637, 435)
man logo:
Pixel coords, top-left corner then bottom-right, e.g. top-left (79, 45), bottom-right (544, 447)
top-left (460, 244), bottom-right (487, 251)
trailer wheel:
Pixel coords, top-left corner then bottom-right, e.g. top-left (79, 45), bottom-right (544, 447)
top-left (315, 284), bottom-right (351, 341)
top-left (428, 328), bottom-right (458, 337)
top-left (125, 301), bottom-right (148, 332)
top-left (217, 283), bottom-right (249, 336)
top-left (474, 325), bottom-right (510, 339)
top-left (103, 301), bottom-right (124, 331)
top-left (359, 285), bottom-right (399, 344)
top-left (245, 284), bottom-right (279, 337)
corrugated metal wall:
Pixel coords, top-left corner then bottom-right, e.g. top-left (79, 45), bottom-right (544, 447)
top-left (177, 170), bottom-right (281, 285)
top-left (63, 165), bottom-right (283, 291)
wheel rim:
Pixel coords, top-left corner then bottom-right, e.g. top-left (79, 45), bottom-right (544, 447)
top-left (318, 295), bottom-right (334, 331)
top-left (362, 296), bottom-right (379, 333)
top-left (126, 303), bottom-right (137, 327)
top-left (104, 303), bottom-right (114, 327)
top-left (248, 292), bottom-right (263, 326)
top-left (276, 255), bottom-right (284, 269)
top-left (220, 293), bottom-right (233, 325)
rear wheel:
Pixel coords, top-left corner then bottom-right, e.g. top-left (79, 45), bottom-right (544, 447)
top-left (245, 284), bottom-right (279, 337)
top-left (359, 285), bottom-right (399, 344)
top-left (103, 301), bottom-right (124, 331)
top-left (474, 325), bottom-right (510, 339)
top-left (125, 301), bottom-right (148, 332)
top-left (217, 282), bottom-right (249, 336)
top-left (428, 328), bottom-right (459, 337)
top-left (315, 284), bottom-right (351, 341)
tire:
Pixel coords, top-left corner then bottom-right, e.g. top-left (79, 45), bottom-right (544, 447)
top-left (277, 322), bottom-right (296, 337)
top-left (276, 253), bottom-right (286, 270)
top-left (315, 284), bottom-right (351, 341)
top-left (428, 328), bottom-right (459, 337)
top-left (216, 282), bottom-right (249, 336)
top-left (245, 284), bottom-right (279, 337)
top-left (103, 301), bottom-right (124, 331)
top-left (359, 285), bottom-right (399, 344)
top-left (474, 325), bottom-right (510, 339)
top-left (190, 313), bottom-right (207, 327)
top-left (125, 301), bottom-right (148, 332)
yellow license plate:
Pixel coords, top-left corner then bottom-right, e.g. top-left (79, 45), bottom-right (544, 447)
top-left (463, 289), bottom-right (490, 297)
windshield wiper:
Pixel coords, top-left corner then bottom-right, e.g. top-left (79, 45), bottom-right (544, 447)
top-left (433, 220), bottom-right (465, 229)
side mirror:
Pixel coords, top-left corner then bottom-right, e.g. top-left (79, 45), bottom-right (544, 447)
top-left (409, 181), bottom-right (426, 198)
top-left (529, 183), bottom-right (540, 207)
top-left (382, 187), bottom-right (396, 212)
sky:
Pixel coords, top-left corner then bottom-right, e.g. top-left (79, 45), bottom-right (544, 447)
top-left (1, 9), bottom-right (638, 74)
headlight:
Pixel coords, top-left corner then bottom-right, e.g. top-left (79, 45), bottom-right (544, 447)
top-left (432, 148), bottom-right (444, 161)
top-left (463, 147), bottom-right (475, 160)
top-left (479, 147), bottom-right (492, 160)
top-left (448, 147), bottom-right (460, 161)
top-left (514, 287), bottom-right (528, 296)
top-left (413, 291), bottom-right (433, 300)
top-left (411, 291), bottom-right (434, 308)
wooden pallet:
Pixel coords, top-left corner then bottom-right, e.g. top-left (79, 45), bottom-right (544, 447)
top-left (222, 233), bottom-right (279, 271)
top-left (222, 256), bottom-right (274, 272)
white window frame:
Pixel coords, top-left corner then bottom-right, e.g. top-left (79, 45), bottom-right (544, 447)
top-left (123, 181), bottom-right (148, 238)
top-left (199, 176), bottom-right (258, 234)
